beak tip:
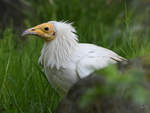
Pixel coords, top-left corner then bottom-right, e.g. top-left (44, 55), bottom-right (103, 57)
top-left (21, 28), bottom-right (38, 38)
top-left (21, 29), bottom-right (34, 37)
top-left (21, 32), bottom-right (25, 37)
top-left (21, 30), bottom-right (28, 37)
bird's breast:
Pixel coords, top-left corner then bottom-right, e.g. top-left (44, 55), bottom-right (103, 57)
top-left (43, 63), bottom-right (79, 93)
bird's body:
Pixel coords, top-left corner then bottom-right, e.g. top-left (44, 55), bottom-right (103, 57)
top-left (22, 21), bottom-right (126, 93)
top-left (39, 43), bottom-right (125, 92)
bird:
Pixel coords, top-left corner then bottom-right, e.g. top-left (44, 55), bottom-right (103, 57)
top-left (22, 21), bottom-right (127, 94)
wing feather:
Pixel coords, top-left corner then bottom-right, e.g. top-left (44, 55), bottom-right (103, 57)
top-left (76, 44), bottom-right (127, 78)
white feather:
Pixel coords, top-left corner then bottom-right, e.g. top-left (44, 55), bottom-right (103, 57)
top-left (38, 21), bottom-right (126, 93)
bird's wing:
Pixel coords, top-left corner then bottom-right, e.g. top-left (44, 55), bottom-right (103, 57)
top-left (76, 44), bottom-right (127, 78)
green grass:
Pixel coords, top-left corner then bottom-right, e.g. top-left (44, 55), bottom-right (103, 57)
top-left (0, 0), bottom-right (150, 113)
top-left (0, 28), bottom-right (60, 113)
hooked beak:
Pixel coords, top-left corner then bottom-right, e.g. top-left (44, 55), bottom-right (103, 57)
top-left (21, 25), bottom-right (44, 38)
top-left (21, 28), bottom-right (37, 37)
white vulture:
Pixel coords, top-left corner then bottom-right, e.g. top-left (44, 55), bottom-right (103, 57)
top-left (22, 21), bottom-right (127, 94)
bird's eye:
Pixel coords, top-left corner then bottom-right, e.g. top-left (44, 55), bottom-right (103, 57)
top-left (44, 27), bottom-right (49, 31)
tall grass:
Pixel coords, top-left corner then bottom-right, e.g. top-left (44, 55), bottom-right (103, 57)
top-left (0, 0), bottom-right (150, 113)
top-left (0, 28), bottom-right (60, 113)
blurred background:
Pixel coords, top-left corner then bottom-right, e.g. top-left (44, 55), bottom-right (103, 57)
top-left (1, 0), bottom-right (150, 55)
top-left (0, 0), bottom-right (150, 113)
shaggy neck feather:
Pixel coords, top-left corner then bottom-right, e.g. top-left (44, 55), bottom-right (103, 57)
top-left (39, 24), bottom-right (78, 69)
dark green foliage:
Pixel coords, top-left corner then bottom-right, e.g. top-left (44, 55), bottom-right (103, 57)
top-left (80, 65), bottom-right (150, 108)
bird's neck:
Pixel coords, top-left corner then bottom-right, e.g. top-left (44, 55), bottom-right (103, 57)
top-left (39, 34), bottom-right (78, 69)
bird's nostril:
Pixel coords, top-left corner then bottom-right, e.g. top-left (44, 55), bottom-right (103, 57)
top-left (31, 29), bottom-right (35, 31)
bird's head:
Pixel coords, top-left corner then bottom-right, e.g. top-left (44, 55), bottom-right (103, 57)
top-left (22, 22), bottom-right (56, 42)
top-left (22, 21), bottom-right (78, 42)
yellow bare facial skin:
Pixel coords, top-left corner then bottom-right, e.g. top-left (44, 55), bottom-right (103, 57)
top-left (22, 23), bottom-right (56, 42)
